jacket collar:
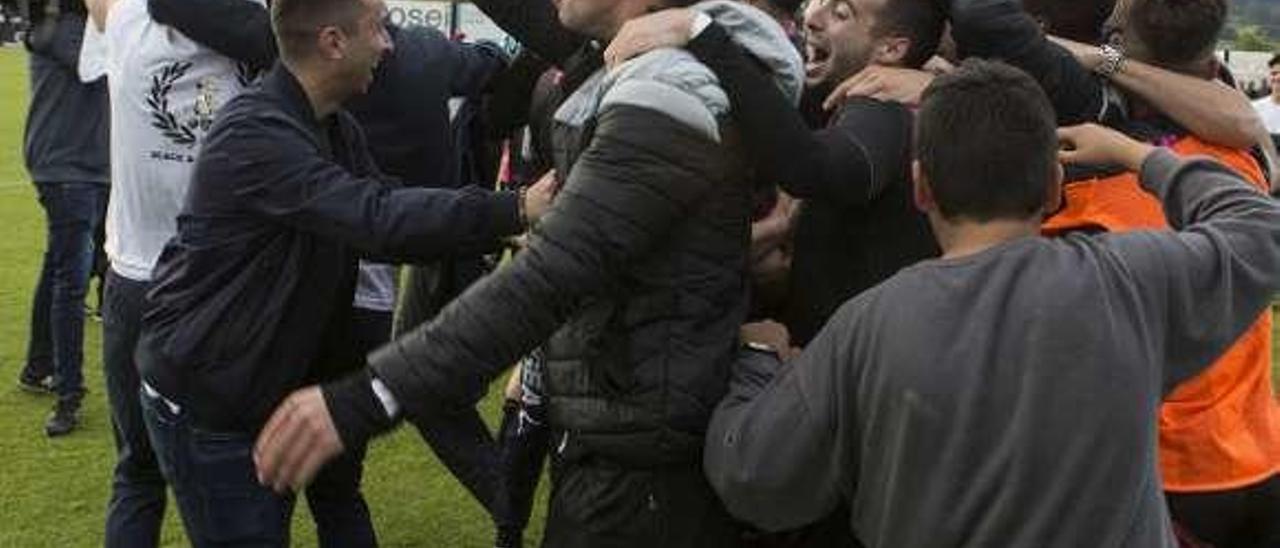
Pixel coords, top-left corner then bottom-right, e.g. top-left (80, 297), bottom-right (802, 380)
top-left (263, 62), bottom-right (328, 137)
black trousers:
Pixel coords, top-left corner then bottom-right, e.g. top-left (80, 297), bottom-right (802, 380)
top-left (1167, 473), bottom-right (1280, 548)
top-left (541, 455), bottom-right (740, 548)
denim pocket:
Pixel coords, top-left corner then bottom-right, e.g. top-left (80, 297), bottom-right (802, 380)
top-left (138, 388), bottom-right (184, 485)
top-left (188, 429), bottom-right (291, 545)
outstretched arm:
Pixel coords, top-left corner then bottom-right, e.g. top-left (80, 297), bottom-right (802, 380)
top-left (1060, 124), bottom-right (1280, 392)
top-left (607, 12), bottom-right (896, 206)
top-left (1050, 35), bottom-right (1262, 151)
top-left (148, 0), bottom-right (276, 69)
top-left (470, 0), bottom-right (584, 67)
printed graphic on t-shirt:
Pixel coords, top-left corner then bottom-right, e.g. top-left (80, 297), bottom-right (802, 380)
top-left (145, 61), bottom-right (261, 163)
top-left (146, 61), bottom-right (200, 150)
top-left (236, 62), bottom-right (263, 89)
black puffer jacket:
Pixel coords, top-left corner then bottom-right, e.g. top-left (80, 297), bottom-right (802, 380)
top-left (327, 1), bottom-right (805, 467)
top-left (358, 97), bottom-right (752, 465)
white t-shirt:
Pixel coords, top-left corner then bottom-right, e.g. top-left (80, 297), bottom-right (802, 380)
top-left (78, 20), bottom-right (106, 83)
top-left (103, 0), bottom-right (263, 281)
top-left (1253, 96), bottom-right (1280, 135)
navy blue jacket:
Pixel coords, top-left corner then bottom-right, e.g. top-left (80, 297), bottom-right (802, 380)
top-left (138, 66), bottom-right (523, 431)
top-left (23, 9), bottom-right (109, 184)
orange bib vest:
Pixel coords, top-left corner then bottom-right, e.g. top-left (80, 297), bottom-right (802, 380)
top-left (1043, 136), bottom-right (1280, 492)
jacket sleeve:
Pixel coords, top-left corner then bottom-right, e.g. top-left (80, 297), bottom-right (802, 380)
top-left (947, 0), bottom-right (1111, 126)
top-left (324, 103), bottom-right (731, 446)
top-left (1100, 150), bottom-right (1280, 392)
top-left (426, 32), bottom-right (509, 97)
top-left (201, 113), bottom-right (523, 262)
top-left (687, 24), bottom-right (890, 206)
top-left (381, 25), bottom-right (509, 99)
top-left (147, 0), bottom-right (277, 70)
top-left (28, 12), bottom-right (87, 70)
top-left (703, 321), bottom-right (855, 530)
top-left (470, 0), bottom-right (583, 67)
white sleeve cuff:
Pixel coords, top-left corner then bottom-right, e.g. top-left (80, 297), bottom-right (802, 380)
top-left (370, 377), bottom-right (400, 419)
top-left (690, 11), bottom-right (713, 41)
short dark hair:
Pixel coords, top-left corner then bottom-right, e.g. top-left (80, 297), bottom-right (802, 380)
top-left (915, 59), bottom-right (1058, 221)
top-left (875, 0), bottom-right (946, 69)
top-left (1269, 53), bottom-right (1280, 70)
top-left (766, 0), bottom-right (804, 17)
top-left (1021, 0), bottom-right (1115, 45)
top-left (271, 0), bottom-right (366, 60)
top-left (1128, 0), bottom-right (1226, 68)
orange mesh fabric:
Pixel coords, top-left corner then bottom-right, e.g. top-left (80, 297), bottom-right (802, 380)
top-left (1042, 136), bottom-right (1280, 492)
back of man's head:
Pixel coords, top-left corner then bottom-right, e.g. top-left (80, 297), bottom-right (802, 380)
top-left (1124, 0), bottom-right (1226, 70)
top-left (271, 0), bottom-right (366, 62)
top-left (877, 0), bottom-right (945, 69)
top-left (1021, 0), bottom-right (1115, 45)
top-left (915, 59), bottom-right (1058, 221)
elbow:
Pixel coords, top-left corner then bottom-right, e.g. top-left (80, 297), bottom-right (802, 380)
top-left (703, 459), bottom-right (771, 528)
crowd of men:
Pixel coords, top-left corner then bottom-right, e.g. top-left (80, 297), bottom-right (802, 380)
top-left (15, 0), bottom-right (1280, 545)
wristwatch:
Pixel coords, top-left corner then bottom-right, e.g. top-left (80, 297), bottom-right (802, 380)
top-left (1096, 44), bottom-right (1127, 78)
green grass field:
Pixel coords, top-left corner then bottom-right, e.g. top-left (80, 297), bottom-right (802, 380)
top-left (2, 42), bottom-right (1280, 548)
top-left (0, 45), bottom-right (546, 547)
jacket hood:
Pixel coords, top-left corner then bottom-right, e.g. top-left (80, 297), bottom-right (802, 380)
top-left (691, 0), bottom-right (804, 106)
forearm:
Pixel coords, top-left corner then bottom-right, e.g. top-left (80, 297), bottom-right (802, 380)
top-left (1056, 38), bottom-right (1261, 150)
top-left (705, 348), bottom-right (843, 530)
top-left (687, 24), bottom-right (875, 204)
top-left (216, 125), bottom-right (523, 260)
top-left (148, 0), bottom-right (276, 69)
top-left (470, 0), bottom-right (582, 66)
top-left (949, 0), bottom-right (1106, 124)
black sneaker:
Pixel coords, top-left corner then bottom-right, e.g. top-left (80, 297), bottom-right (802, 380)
top-left (17, 374), bottom-right (55, 396)
top-left (44, 398), bottom-right (80, 437)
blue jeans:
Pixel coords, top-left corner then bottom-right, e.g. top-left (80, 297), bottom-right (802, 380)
top-left (140, 388), bottom-right (377, 548)
top-left (22, 181), bottom-right (106, 400)
top-left (102, 270), bottom-right (166, 548)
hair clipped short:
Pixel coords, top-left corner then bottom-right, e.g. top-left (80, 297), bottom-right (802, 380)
top-left (271, 0), bottom-right (366, 61)
top-left (1128, 0), bottom-right (1226, 68)
top-left (915, 59), bottom-right (1059, 221)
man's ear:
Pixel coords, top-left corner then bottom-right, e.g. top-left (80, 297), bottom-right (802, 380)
top-left (872, 36), bottom-right (911, 66)
top-left (912, 160), bottom-right (935, 214)
top-left (1044, 162), bottom-right (1064, 216)
top-left (317, 26), bottom-right (349, 60)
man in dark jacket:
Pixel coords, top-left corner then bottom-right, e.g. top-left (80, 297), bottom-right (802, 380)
top-left (133, 0), bottom-right (548, 544)
top-left (145, 0), bottom-right (539, 542)
top-left (252, 1), bottom-right (803, 546)
top-left (17, 0), bottom-right (109, 437)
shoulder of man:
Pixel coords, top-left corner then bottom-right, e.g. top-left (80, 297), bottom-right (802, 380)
top-left (599, 48), bottom-right (729, 143)
top-left (200, 90), bottom-right (310, 156)
top-left (832, 97), bottom-right (910, 127)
